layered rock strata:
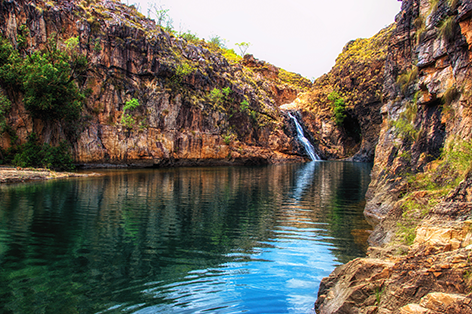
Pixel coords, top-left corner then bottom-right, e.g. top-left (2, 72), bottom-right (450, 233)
top-left (0, 0), bottom-right (311, 167)
top-left (316, 0), bottom-right (472, 313)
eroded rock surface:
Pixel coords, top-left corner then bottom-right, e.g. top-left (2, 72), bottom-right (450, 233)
top-left (316, 0), bottom-right (472, 313)
top-left (0, 0), bottom-right (310, 167)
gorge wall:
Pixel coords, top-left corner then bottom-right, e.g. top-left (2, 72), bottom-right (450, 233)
top-left (316, 0), bottom-right (472, 313)
top-left (0, 0), bottom-right (313, 167)
top-left (287, 25), bottom-right (394, 162)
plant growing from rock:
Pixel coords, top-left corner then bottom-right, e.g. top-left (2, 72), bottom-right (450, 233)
top-left (390, 101), bottom-right (419, 142)
top-left (173, 62), bottom-right (195, 83)
top-left (327, 91), bottom-right (346, 126)
top-left (11, 133), bottom-right (75, 170)
top-left (121, 98), bottom-right (140, 129)
top-left (0, 91), bottom-right (11, 134)
top-left (437, 16), bottom-right (455, 41)
top-left (208, 35), bottom-right (226, 50)
top-left (235, 42), bottom-right (251, 56)
top-left (396, 66), bottom-right (418, 95)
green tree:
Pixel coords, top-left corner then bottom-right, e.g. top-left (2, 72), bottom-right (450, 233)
top-left (22, 46), bottom-right (84, 121)
top-left (208, 35), bottom-right (226, 49)
top-left (328, 91), bottom-right (346, 126)
top-left (121, 98), bottom-right (140, 129)
top-left (235, 42), bottom-right (251, 56)
top-left (0, 36), bottom-right (87, 121)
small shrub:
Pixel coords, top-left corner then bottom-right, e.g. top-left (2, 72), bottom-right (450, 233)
top-left (179, 31), bottom-right (199, 43)
top-left (121, 98), bottom-right (140, 129)
top-left (174, 62), bottom-right (195, 82)
top-left (240, 100), bottom-right (249, 112)
top-left (12, 133), bottom-right (75, 170)
top-left (208, 35), bottom-right (226, 50)
top-left (327, 91), bottom-right (346, 126)
top-left (93, 38), bottom-right (101, 52)
top-left (438, 16), bottom-right (455, 41)
top-left (210, 88), bottom-right (224, 104)
top-left (222, 49), bottom-right (241, 64)
top-left (235, 42), bottom-right (251, 56)
top-left (17, 24), bottom-right (29, 49)
top-left (430, 0), bottom-right (440, 14)
top-left (414, 15), bottom-right (427, 44)
top-left (397, 220), bottom-right (416, 245)
top-left (222, 87), bottom-right (232, 96)
top-left (0, 91), bottom-right (11, 133)
top-left (396, 66), bottom-right (418, 95)
top-left (443, 84), bottom-right (461, 106)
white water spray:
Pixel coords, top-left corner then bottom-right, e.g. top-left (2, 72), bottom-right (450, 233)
top-left (288, 112), bottom-right (320, 161)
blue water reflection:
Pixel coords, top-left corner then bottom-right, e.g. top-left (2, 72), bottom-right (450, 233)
top-left (0, 162), bottom-right (372, 313)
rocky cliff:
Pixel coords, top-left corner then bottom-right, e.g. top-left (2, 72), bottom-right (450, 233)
top-left (286, 25), bottom-right (394, 162)
top-left (316, 0), bottom-right (472, 313)
top-left (0, 0), bottom-right (312, 167)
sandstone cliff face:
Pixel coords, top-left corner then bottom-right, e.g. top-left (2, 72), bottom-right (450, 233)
top-left (0, 0), bottom-right (310, 166)
top-left (316, 0), bottom-right (472, 313)
top-left (290, 25), bottom-right (394, 161)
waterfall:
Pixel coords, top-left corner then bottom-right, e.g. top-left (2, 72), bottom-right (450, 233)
top-left (288, 112), bottom-right (320, 161)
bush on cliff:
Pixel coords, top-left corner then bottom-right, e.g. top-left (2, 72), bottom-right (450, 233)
top-left (0, 36), bottom-right (86, 121)
top-left (328, 91), bottom-right (346, 126)
top-left (10, 134), bottom-right (75, 171)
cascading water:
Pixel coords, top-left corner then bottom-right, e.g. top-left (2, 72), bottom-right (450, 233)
top-left (288, 112), bottom-right (320, 161)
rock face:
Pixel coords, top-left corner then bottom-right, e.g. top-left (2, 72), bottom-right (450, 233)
top-left (293, 25), bottom-right (394, 161)
top-left (316, 0), bottom-right (472, 313)
top-left (0, 0), bottom-right (311, 167)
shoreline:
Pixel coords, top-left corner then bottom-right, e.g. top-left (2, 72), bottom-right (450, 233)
top-left (0, 166), bottom-right (100, 184)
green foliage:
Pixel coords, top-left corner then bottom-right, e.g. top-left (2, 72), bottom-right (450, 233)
top-left (430, 0), bottom-right (440, 14)
top-left (222, 134), bottom-right (232, 145)
top-left (121, 98), bottom-right (140, 129)
top-left (414, 15), bottom-right (426, 44)
top-left (93, 38), bottom-right (102, 52)
top-left (222, 87), bottom-right (232, 96)
top-left (235, 42), bottom-right (251, 56)
top-left (391, 102), bottom-right (418, 141)
top-left (396, 220), bottom-right (416, 245)
top-left (0, 36), bottom-right (86, 121)
top-left (438, 16), bottom-right (455, 41)
top-left (179, 31), bottom-right (199, 43)
top-left (12, 133), bottom-right (75, 171)
top-left (278, 68), bottom-right (312, 90)
top-left (396, 139), bottom-right (472, 245)
top-left (0, 91), bottom-right (11, 133)
top-left (327, 91), bottom-right (346, 126)
top-left (65, 36), bottom-right (79, 50)
top-left (210, 88), bottom-right (224, 104)
top-left (374, 286), bottom-right (386, 305)
top-left (22, 49), bottom-right (84, 120)
top-left (443, 84), bottom-right (461, 106)
top-left (174, 62), bottom-right (195, 82)
top-left (17, 24), bottom-right (29, 49)
top-left (240, 100), bottom-right (249, 112)
top-left (396, 66), bottom-right (418, 95)
top-left (208, 35), bottom-right (226, 50)
top-left (222, 48), bottom-right (241, 64)
top-left (149, 4), bottom-right (170, 27)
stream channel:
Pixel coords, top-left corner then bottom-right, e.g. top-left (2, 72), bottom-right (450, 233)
top-left (0, 161), bottom-right (372, 313)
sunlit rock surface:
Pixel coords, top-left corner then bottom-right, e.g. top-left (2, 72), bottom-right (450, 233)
top-left (0, 0), bottom-right (311, 167)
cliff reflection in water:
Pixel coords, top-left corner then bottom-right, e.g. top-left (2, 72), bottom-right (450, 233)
top-left (0, 161), bottom-right (372, 313)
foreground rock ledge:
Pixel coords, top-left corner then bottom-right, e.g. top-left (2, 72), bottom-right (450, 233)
top-left (0, 167), bottom-right (98, 184)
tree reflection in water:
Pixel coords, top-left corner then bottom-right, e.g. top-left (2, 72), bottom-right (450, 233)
top-left (0, 161), bottom-right (372, 313)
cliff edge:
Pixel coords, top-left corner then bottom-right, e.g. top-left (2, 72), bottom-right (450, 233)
top-left (316, 0), bottom-right (472, 313)
top-left (0, 0), bottom-right (311, 168)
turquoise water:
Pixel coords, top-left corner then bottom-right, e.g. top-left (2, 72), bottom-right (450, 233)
top-left (0, 161), bottom-right (372, 313)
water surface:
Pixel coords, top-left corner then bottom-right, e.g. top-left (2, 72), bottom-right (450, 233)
top-left (0, 161), bottom-right (372, 313)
